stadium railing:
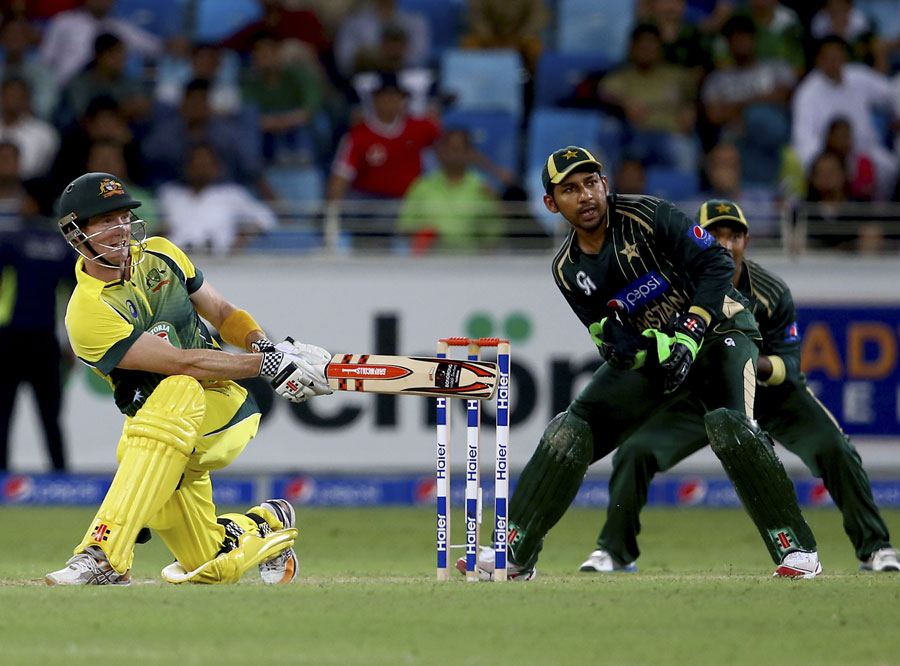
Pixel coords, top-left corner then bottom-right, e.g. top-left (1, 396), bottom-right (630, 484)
top-left (237, 199), bottom-right (900, 257)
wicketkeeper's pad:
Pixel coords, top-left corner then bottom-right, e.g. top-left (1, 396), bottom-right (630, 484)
top-left (508, 410), bottom-right (593, 570)
top-left (706, 407), bottom-right (816, 563)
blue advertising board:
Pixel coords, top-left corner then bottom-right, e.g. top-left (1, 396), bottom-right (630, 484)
top-left (797, 306), bottom-right (900, 436)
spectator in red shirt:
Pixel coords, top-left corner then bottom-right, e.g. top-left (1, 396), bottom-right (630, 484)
top-left (220, 0), bottom-right (329, 58)
top-left (326, 72), bottom-right (439, 248)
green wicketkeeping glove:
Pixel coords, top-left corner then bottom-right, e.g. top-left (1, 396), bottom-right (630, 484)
top-left (589, 317), bottom-right (649, 371)
top-left (642, 313), bottom-right (706, 392)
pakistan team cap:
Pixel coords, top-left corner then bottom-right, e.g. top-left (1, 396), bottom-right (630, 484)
top-left (697, 199), bottom-right (748, 231)
top-left (542, 146), bottom-right (603, 194)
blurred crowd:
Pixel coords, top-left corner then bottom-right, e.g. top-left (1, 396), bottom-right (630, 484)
top-left (0, 0), bottom-right (898, 256)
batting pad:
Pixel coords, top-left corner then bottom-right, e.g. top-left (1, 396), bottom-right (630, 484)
top-left (161, 528), bottom-right (297, 584)
top-left (706, 407), bottom-right (816, 563)
top-left (76, 376), bottom-right (206, 573)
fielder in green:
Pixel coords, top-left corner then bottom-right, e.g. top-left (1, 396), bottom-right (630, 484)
top-left (580, 199), bottom-right (899, 574)
top-left (460, 147), bottom-right (822, 580)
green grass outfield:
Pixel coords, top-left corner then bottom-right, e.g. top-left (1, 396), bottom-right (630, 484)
top-left (1, 506), bottom-right (898, 666)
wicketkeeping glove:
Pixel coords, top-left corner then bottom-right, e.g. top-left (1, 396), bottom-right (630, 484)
top-left (642, 312), bottom-right (706, 393)
top-left (589, 317), bottom-right (649, 371)
top-left (258, 340), bottom-right (333, 403)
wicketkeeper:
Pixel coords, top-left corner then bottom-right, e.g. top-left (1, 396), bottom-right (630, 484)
top-left (45, 172), bottom-right (332, 585)
top-left (461, 147), bottom-right (822, 580)
top-left (580, 199), bottom-right (898, 574)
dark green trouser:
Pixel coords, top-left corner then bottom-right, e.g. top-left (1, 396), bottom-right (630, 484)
top-left (509, 313), bottom-right (761, 568)
top-left (597, 383), bottom-right (892, 565)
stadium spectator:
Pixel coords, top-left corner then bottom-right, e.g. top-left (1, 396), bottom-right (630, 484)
top-left (743, 0), bottom-right (805, 75)
top-left (0, 17), bottom-right (59, 122)
top-left (0, 141), bottom-right (73, 472)
top-left (334, 0), bottom-right (429, 79)
top-left (612, 157), bottom-right (647, 194)
top-left (39, 0), bottom-right (163, 86)
top-left (327, 72), bottom-right (439, 248)
top-left (397, 128), bottom-right (503, 253)
top-left (701, 14), bottom-right (795, 187)
top-left (157, 142), bottom-right (277, 256)
top-left (240, 33), bottom-right (324, 166)
top-left (460, 0), bottom-right (549, 74)
top-left (155, 42), bottom-right (242, 115)
top-left (50, 95), bottom-right (140, 194)
top-left (799, 149), bottom-right (879, 251)
top-left (221, 0), bottom-right (330, 61)
top-left (637, 0), bottom-right (713, 79)
top-left (0, 77), bottom-right (59, 180)
top-left (141, 79), bottom-right (266, 191)
top-left (698, 141), bottom-right (779, 237)
top-left (823, 117), bottom-right (876, 202)
top-left (791, 36), bottom-right (897, 200)
top-left (85, 138), bottom-right (159, 237)
top-left (328, 72), bottom-right (439, 203)
top-left (806, 150), bottom-right (851, 204)
top-left (58, 32), bottom-right (150, 127)
top-left (597, 24), bottom-right (698, 172)
top-left (810, 0), bottom-right (886, 72)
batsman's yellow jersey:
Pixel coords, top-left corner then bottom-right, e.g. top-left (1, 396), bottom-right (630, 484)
top-left (65, 237), bottom-right (258, 428)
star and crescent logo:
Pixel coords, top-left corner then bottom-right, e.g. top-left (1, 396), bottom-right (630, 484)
top-left (715, 203), bottom-right (732, 214)
top-left (562, 150), bottom-right (579, 159)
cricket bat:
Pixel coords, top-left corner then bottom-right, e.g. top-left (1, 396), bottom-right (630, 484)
top-left (325, 353), bottom-right (499, 399)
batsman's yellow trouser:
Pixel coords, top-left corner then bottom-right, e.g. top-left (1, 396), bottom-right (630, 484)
top-left (76, 377), bottom-right (263, 577)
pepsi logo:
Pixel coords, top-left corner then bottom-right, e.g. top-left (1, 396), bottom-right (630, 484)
top-left (689, 224), bottom-right (714, 249)
top-left (607, 299), bottom-right (627, 311)
top-left (284, 477), bottom-right (316, 504)
top-left (676, 478), bottom-right (707, 505)
top-left (2, 475), bottom-right (33, 502)
top-left (415, 478), bottom-right (437, 504)
top-left (808, 481), bottom-right (832, 506)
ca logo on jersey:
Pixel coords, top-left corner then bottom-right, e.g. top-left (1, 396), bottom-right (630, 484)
top-left (576, 271), bottom-right (597, 296)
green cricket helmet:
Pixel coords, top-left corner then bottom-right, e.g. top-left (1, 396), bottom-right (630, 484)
top-left (57, 172), bottom-right (146, 267)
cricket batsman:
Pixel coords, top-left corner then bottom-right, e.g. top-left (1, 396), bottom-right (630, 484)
top-left (461, 147), bottom-right (822, 580)
top-left (579, 199), bottom-right (898, 574)
top-left (45, 172), bottom-right (333, 585)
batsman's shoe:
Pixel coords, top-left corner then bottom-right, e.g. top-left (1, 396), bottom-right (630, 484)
top-left (258, 498), bottom-right (299, 584)
top-left (45, 547), bottom-right (131, 586)
top-left (455, 545), bottom-right (536, 582)
top-left (773, 551), bottom-right (822, 579)
top-left (859, 547), bottom-right (900, 572)
top-left (578, 549), bottom-right (637, 573)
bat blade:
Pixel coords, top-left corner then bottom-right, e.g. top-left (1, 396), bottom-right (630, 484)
top-left (326, 354), bottom-right (498, 399)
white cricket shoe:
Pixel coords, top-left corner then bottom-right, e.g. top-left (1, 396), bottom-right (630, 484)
top-left (45, 546), bottom-right (131, 586)
top-left (859, 547), bottom-right (900, 572)
top-left (578, 549), bottom-right (637, 573)
top-left (773, 551), bottom-right (822, 579)
top-left (258, 498), bottom-right (299, 584)
top-left (456, 545), bottom-right (536, 581)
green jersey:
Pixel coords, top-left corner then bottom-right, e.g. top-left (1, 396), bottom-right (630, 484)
top-left (552, 194), bottom-right (751, 334)
top-left (737, 258), bottom-right (803, 389)
top-left (66, 237), bottom-right (218, 416)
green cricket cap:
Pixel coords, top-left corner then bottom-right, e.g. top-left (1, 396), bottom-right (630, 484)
top-left (696, 199), bottom-right (748, 231)
top-left (541, 146), bottom-right (603, 194)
